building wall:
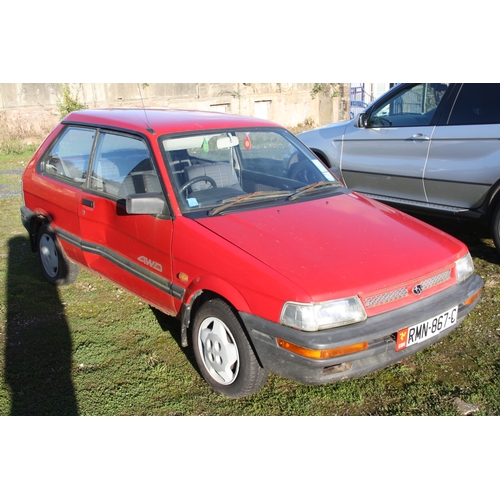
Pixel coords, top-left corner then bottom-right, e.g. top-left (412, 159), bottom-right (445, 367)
top-left (0, 83), bottom-right (350, 135)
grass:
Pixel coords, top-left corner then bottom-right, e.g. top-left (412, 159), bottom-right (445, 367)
top-left (1, 152), bottom-right (500, 415)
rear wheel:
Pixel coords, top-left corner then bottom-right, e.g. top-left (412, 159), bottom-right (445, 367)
top-left (191, 298), bottom-right (268, 398)
top-left (37, 224), bottom-right (79, 285)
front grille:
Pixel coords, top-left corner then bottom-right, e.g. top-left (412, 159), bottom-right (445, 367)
top-left (364, 287), bottom-right (408, 308)
top-left (363, 269), bottom-right (452, 309)
top-left (420, 269), bottom-right (451, 290)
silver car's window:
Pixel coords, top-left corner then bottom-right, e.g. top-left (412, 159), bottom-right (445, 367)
top-left (447, 83), bottom-right (500, 125)
top-left (368, 83), bottom-right (449, 128)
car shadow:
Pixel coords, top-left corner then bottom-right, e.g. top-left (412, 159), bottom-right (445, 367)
top-left (149, 307), bottom-right (200, 375)
top-left (3, 236), bottom-right (79, 415)
top-left (410, 214), bottom-right (500, 265)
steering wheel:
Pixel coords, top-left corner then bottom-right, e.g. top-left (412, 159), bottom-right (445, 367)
top-left (180, 175), bottom-right (217, 193)
top-left (289, 161), bottom-right (323, 184)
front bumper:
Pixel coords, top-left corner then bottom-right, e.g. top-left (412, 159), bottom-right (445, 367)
top-left (241, 273), bottom-right (483, 385)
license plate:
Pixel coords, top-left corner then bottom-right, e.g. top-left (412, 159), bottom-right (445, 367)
top-left (396, 306), bottom-right (458, 352)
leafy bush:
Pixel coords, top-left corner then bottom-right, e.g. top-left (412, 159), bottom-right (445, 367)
top-left (57, 84), bottom-right (86, 118)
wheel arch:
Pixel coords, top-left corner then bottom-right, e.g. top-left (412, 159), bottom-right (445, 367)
top-left (485, 178), bottom-right (500, 223)
top-left (28, 212), bottom-right (51, 252)
top-left (310, 148), bottom-right (331, 169)
top-left (179, 276), bottom-right (252, 348)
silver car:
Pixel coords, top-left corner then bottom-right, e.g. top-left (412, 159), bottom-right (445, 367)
top-left (299, 83), bottom-right (500, 252)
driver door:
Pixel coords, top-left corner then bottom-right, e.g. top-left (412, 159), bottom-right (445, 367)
top-left (79, 130), bottom-right (176, 315)
top-left (341, 83), bottom-right (451, 204)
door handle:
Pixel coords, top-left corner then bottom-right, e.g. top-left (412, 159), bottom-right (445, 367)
top-left (411, 134), bottom-right (430, 141)
top-left (82, 198), bottom-right (94, 208)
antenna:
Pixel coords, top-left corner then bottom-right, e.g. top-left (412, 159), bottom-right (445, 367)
top-left (137, 83), bottom-right (156, 134)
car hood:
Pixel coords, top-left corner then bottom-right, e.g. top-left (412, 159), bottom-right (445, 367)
top-left (195, 192), bottom-right (466, 302)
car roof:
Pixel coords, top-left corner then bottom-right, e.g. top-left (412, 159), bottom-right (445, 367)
top-left (63, 108), bottom-right (282, 135)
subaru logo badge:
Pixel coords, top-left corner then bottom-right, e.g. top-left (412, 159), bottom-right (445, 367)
top-left (413, 284), bottom-right (423, 295)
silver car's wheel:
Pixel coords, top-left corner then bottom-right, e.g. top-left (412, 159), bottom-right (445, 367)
top-left (192, 298), bottom-right (268, 398)
top-left (492, 204), bottom-right (500, 254)
top-left (37, 225), bottom-right (79, 286)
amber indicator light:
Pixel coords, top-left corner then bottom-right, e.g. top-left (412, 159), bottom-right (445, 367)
top-left (464, 288), bottom-right (482, 306)
top-left (177, 272), bottom-right (189, 283)
top-left (277, 338), bottom-right (368, 359)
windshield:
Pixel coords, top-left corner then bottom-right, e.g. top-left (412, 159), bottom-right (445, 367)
top-left (159, 128), bottom-right (341, 214)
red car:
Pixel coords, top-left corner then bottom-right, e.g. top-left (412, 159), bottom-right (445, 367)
top-left (20, 108), bottom-right (483, 398)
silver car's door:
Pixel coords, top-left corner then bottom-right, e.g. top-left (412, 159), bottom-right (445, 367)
top-left (341, 83), bottom-right (450, 204)
top-left (424, 83), bottom-right (500, 210)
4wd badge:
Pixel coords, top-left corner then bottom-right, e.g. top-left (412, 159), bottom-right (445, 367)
top-left (138, 256), bottom-right (162, 272)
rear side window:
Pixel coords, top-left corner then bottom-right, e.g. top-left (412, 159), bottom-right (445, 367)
top-left (447, 84), bottom-right (500, 125)
top-left (40, 127), bottom-right (96, 184)
top-left (89, 132), bottom-right (162, 198)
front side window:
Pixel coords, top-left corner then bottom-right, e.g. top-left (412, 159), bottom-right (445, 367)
top-left (160, 128), bottom-right (342, 215)
top-left (89, 132), bottom-right (162, 198)
top-left (367, 83), bottom-right (449, 128)
top-left (40, 126), bottom-right (96, 184)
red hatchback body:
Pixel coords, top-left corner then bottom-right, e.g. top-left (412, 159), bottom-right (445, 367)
top-left (20, 108), bottom-right (483, 398)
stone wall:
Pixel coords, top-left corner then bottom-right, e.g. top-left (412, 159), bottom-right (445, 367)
top-left (0, 83), bottom-right (350, 140)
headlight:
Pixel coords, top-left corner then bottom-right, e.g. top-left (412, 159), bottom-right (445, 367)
top-left (456, 252), bottom-right (474, 283)
top-left (280, 297), bottom-right (367, 332)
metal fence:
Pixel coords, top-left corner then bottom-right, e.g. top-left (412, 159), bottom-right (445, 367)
top-left (350, 85), bottom-right (375, 104)
top-left (350, 85), bottom-right (374, 119)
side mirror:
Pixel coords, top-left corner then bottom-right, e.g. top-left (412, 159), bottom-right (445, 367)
top-left (356, 112), bottom-right (368, 128)
top-left (126, 193), bottom-right (170, 217)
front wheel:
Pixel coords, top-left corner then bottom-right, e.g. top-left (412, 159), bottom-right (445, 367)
top-left (191, 298), bottom-right (268, 398)
top-left (37, 224), bottom-right (79, 285)
top-left (492, 204), bottom-right (500, 253)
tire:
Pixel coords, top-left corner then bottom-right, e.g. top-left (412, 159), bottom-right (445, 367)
top-left (37, 224), bottom-right (79, 286)
top-left (492, 204), bottom-right (500, 253)
top-left (191, 298), bottom-right (268, 398)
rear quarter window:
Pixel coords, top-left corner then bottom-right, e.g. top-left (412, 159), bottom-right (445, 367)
top-left (39, 126), bottom-right (96, 184)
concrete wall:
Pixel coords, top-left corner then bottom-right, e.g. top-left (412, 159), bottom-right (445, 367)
top-left (0, 83), bottom-right (350, 138)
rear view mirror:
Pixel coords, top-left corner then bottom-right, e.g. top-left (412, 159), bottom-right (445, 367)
top-left (126, 193), bottom-right (169, 217)
top-left (356, 113), bottom-right (368, 128)
top-left (217, 135), bottom-right (239, 149)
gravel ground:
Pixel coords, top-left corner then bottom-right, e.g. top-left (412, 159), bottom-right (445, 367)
top-left (0, 169), bottom-right (23, 199)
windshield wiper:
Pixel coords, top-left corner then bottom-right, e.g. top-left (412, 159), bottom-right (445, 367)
top-left (208, 190), bottom-right (292, 216)
top-left (288, 180), bottom-right (342, 201)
